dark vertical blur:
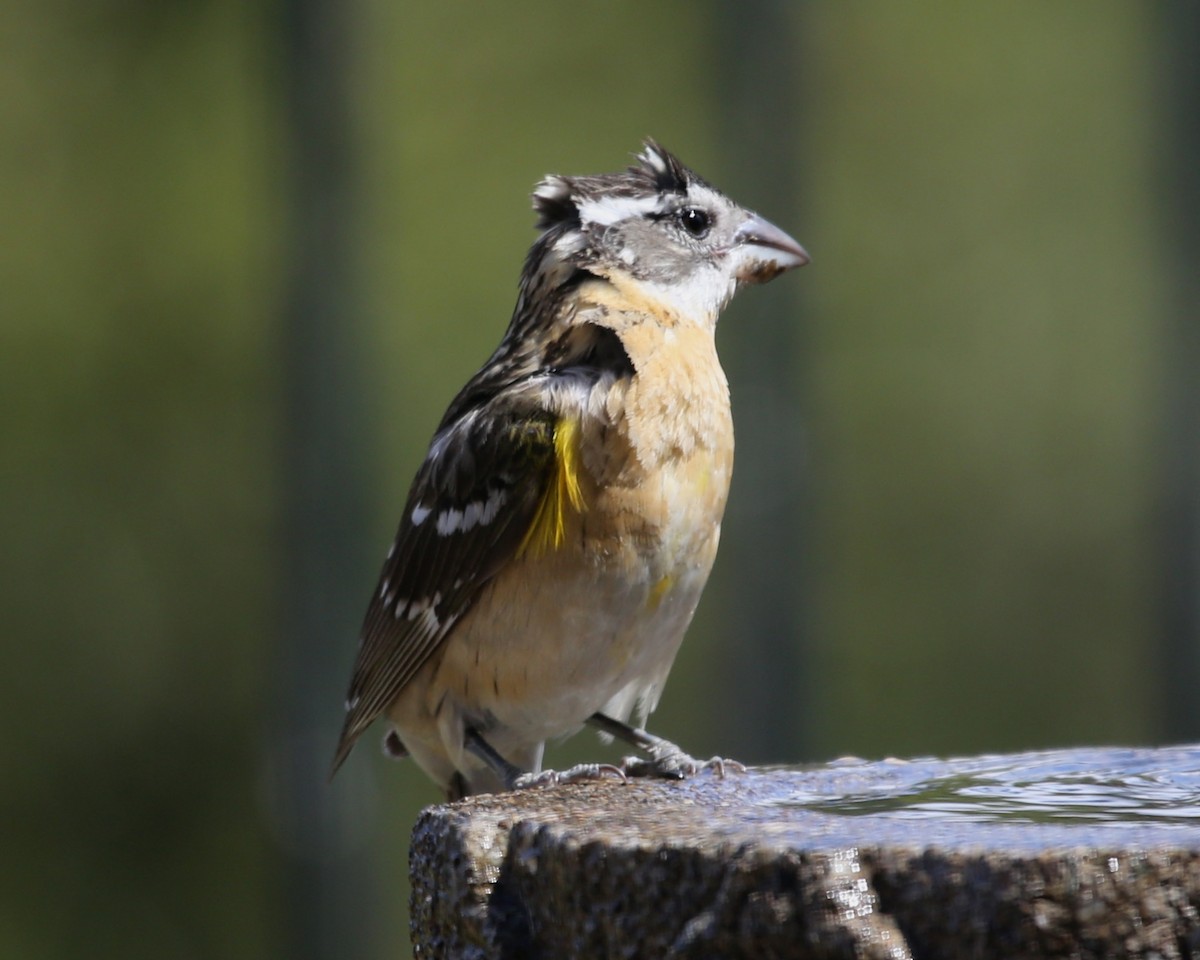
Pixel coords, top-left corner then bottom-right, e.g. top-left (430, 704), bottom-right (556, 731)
top-left (276, 1), bottom-right (378, 958)
top-left (712, 0), bottom-right (814, 762)
top-left (1159, 2), bottom-right (1200, 742)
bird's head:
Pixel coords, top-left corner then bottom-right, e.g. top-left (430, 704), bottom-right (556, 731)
top-left (529, 140), bottom-right (809, 326)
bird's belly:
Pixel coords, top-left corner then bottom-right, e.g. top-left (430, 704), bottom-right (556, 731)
top-left (453, 561), bottom-right (707, 738)
top-left (413, 446), bottom-right (729, 747)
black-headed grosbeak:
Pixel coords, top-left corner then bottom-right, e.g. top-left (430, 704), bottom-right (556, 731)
top-left (331, 142), bottom-right (808, 799)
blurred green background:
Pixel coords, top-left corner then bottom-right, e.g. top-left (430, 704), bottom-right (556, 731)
top-left (3, 2), bottom-right (1196, 957)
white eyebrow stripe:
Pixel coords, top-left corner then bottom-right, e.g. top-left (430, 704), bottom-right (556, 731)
top-left (576, 194), bottom-right (665, 227)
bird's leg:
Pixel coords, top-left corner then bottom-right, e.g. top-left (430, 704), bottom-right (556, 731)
top-left (463, 727), bottom-right (526, 786)
top-left (382, 730), bottom-right (409, 760)
top-left (463, 727), bottom-right (625, 794)
top-left (587, 712), bottom-right (745, 781)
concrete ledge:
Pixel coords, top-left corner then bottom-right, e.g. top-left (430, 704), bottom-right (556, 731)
top-left (409, 745), bottom-right (1200, 958)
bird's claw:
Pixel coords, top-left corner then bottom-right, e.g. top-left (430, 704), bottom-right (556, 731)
top-left (511, 762), bottom-right (627, 791)
top-left (620, 750), bottom-right (746, 781)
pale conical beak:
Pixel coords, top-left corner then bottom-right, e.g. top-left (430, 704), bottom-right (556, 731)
top-left (731, 213), bottom-right (810, 283)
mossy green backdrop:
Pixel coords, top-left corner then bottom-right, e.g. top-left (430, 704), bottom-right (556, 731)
top-left (2, 2), bottom-right (1187, 957)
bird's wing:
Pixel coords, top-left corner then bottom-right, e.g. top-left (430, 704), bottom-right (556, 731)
top-left (330, 391), bottom-right (565, 774)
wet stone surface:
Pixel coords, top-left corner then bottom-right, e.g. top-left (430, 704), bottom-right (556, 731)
top-left (409, 744), bottom-right (1200, 959)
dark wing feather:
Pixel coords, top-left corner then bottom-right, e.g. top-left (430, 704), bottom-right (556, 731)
top-left (330, 401), bottom-right (559, 775)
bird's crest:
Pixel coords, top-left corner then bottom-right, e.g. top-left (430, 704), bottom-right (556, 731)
top-left (631, 140), bottom-right (690, 195)
top-left (532, 139), bottom-right (695, 231)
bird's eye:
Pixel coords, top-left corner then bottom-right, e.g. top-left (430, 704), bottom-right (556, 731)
top-left (679, 207), bottom-right (711, 239)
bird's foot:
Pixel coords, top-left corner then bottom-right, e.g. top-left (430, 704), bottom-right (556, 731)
top-left (511, 762), bottom-right (627, 791)
top-left (620, 744), bottom-right (746, 781)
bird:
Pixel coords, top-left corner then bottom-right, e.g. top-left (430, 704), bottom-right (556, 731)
top-left (331, 141), bottom-right (808, 799)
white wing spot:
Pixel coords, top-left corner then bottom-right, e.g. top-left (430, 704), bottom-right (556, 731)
top-left (413, 607), bottom-right (441, 636)
top-left (345, 694), bottom-right (360, 712)
top-left (436, 508), bottom-right (463, 536)
top-left (411, 504), bottom-right (432, 526)
top-left (480, 488), bottom-right (505, 524)
top-left (386, 541), bottom-right (396, 560)
top-left (436, 489), bottom-right (506, 537)
top-left (405, 592), bottom-right (442, 624)
top-left (378, 577), bottom-right (390, 600)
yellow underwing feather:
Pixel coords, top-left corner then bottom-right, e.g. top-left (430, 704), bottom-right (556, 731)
top-left (647, 574), bottom-right (675, 610)
top-left (519, 416), bottom-right (586, 558)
